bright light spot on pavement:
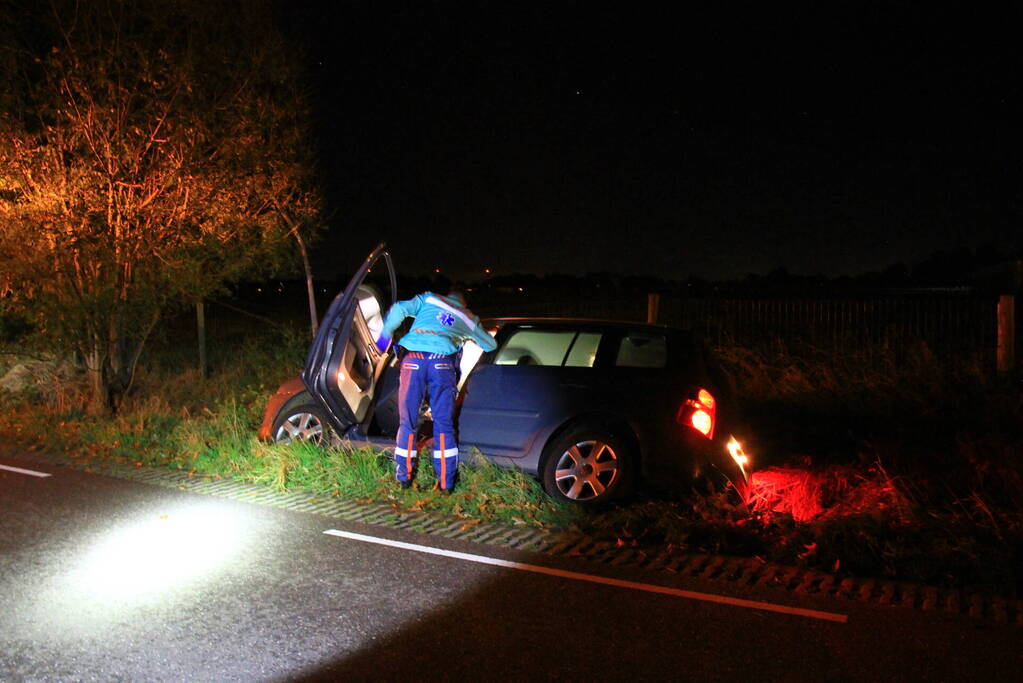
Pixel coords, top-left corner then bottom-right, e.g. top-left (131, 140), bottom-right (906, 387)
top-left (70, 505), bottom-right (248, 603)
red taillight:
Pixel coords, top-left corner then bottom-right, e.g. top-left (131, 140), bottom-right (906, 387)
top-left (677, 388), bottom-right (716, 439)
top-left (691, 409), bottom-right (713, 436)
top-left (697, 388), bottom-right (715, 411)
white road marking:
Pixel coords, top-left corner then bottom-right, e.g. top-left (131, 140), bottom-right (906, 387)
top-left (324, 529), bottom-right (848, 623)
top-left (0, 464), bottom-right (52, 478)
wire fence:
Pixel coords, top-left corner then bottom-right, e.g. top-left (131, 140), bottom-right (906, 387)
top-left (190, 287), bottom-right (1014, 370)
top-left (477, 291), bottom-right (1009, 366)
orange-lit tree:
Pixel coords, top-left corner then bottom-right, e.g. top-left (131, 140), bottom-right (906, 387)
top-left (0, 0), bottom-right (323, 413)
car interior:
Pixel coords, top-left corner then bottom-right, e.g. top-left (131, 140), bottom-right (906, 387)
top-left (494, 328), bottom-right (601, 367)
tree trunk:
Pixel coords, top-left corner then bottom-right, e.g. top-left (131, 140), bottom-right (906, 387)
top-left (292, 229), bottom-right (318, 338)
top-left (106, 314), bottom-right (128, 409)
top-left (85, 341), bottom-right (109, 415)
top-left (274, 203), bottom-right (318, 339)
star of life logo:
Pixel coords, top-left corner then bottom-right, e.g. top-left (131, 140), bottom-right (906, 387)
top-left (437, 311), bottom-right (456, 327)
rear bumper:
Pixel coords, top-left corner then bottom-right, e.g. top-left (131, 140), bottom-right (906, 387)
top-left (642, 425), bottom-right (750, 493)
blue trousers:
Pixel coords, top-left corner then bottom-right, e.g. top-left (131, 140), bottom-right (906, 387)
top-left (394, 351), bottom-right (458, 489)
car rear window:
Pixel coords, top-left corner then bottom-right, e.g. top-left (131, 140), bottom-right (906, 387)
top-left (616, 332), bottom-right (667, 368)
top-left (495, 329), bottom-right (602, 367)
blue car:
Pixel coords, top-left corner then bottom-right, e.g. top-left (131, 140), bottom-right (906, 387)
top-left (260, 244), bottom-right (751, 505)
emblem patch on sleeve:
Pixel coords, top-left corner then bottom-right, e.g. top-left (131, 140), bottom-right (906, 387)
top-left (437, 311), bottom-right (456, 326)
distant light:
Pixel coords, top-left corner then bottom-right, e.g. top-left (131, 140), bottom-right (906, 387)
top-left (256, 287), bottom-right (262, 292)
top-left (518, 287), bottom-right (524, 292)
top-left (484, 268), bottom-right (491, 274)
top-left (434, 268), bottom-right (441, 273)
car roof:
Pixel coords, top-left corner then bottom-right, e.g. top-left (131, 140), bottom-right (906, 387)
top-left (480, 316), bottom-right (690, 334)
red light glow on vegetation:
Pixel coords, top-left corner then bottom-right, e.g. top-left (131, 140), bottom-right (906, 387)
top-left (748, 463), bottom-right (910, 523)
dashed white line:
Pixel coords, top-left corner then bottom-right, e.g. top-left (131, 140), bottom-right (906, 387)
top-left (324, 529), bottom-right (848, 623)
top-left (0, 464), bottom-right (52, 478)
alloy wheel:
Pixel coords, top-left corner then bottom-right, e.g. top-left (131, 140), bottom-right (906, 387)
top-left (274, 411), bottom-right (324, 445)
top-left (553, 439), bottom-right (620, 501)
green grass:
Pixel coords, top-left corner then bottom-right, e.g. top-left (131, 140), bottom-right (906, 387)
top-left (2, 316), bottom-right (1021, 591)
top-left (0, 320), bottom-right (574, 528)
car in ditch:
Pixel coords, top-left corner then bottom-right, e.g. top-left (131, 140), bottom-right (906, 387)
top-left (259, 243), bottom-right (752, 505)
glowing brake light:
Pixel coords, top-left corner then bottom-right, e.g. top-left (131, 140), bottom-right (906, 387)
top-left (677, 387), bottom-right (716, 439)
top-left (691, 409), bottom-right (713, 436)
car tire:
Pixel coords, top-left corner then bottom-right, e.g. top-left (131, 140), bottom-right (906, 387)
top-left (271, 403), bottom-right (331, 446)
top-left (541, 425), bottom-right (634, 505)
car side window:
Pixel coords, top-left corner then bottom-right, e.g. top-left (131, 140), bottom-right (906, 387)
top-left (495, 329), bottom-right (582, 367)
top-left (616, 332), bottom-right (667, 368)
top-left (564, 332), bottom-right (601, 367)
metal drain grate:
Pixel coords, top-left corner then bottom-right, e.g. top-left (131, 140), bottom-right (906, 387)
top-left (11, 449), bottom-right (1021, 625)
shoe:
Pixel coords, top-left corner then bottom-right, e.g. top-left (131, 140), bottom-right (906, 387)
top-left (431, 481), bottom-right (452, 495)
top-left (398, 480), bottom-right (412, 490)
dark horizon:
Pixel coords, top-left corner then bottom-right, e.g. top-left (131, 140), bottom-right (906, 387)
top-left (281, 2), bottom-right (1023, 282)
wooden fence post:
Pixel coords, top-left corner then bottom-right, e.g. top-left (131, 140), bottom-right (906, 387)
top-left (196, 299), bottom-right (207, 378)
top-left (997, 294), bottom-right (1015, 374)
top-left (647, 293), bottom-right (660, 324)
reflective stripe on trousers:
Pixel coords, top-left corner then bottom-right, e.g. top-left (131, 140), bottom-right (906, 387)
top-left (394, 352), bottom-right (459, 489)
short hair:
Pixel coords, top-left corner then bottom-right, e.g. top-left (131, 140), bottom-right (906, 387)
top-left (447, 287), bottom-right (467, 306)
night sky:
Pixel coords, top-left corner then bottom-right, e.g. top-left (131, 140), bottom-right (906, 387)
top-left (284, 2), bottom-right (1022, 281)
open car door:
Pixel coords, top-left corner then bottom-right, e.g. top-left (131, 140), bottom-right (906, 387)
top-left (301, 243), bottom-right (397, 435)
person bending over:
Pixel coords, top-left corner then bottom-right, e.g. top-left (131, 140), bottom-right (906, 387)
top-left (376, 289), bottom-right (496, 492)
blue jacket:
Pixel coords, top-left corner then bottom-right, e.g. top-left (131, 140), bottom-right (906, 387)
top-left (380, 292), bottom-right (497, 356)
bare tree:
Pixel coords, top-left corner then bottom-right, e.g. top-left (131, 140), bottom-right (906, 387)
top-left (0, 0), bottom-right (323, 412)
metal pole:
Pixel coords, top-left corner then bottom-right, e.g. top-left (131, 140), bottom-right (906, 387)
top-left (997, 294), bottom-right (1015, 374)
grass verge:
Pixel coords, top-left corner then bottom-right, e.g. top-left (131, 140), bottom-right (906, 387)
top-left (1, 321), bottom-right (1021, 592)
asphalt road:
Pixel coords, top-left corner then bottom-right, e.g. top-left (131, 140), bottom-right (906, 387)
top-left (1, 452), bottom-right (1021, 682)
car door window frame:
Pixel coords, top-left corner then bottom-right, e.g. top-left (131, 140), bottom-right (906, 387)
top-left (302, 243), bottom-right (397, 433)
